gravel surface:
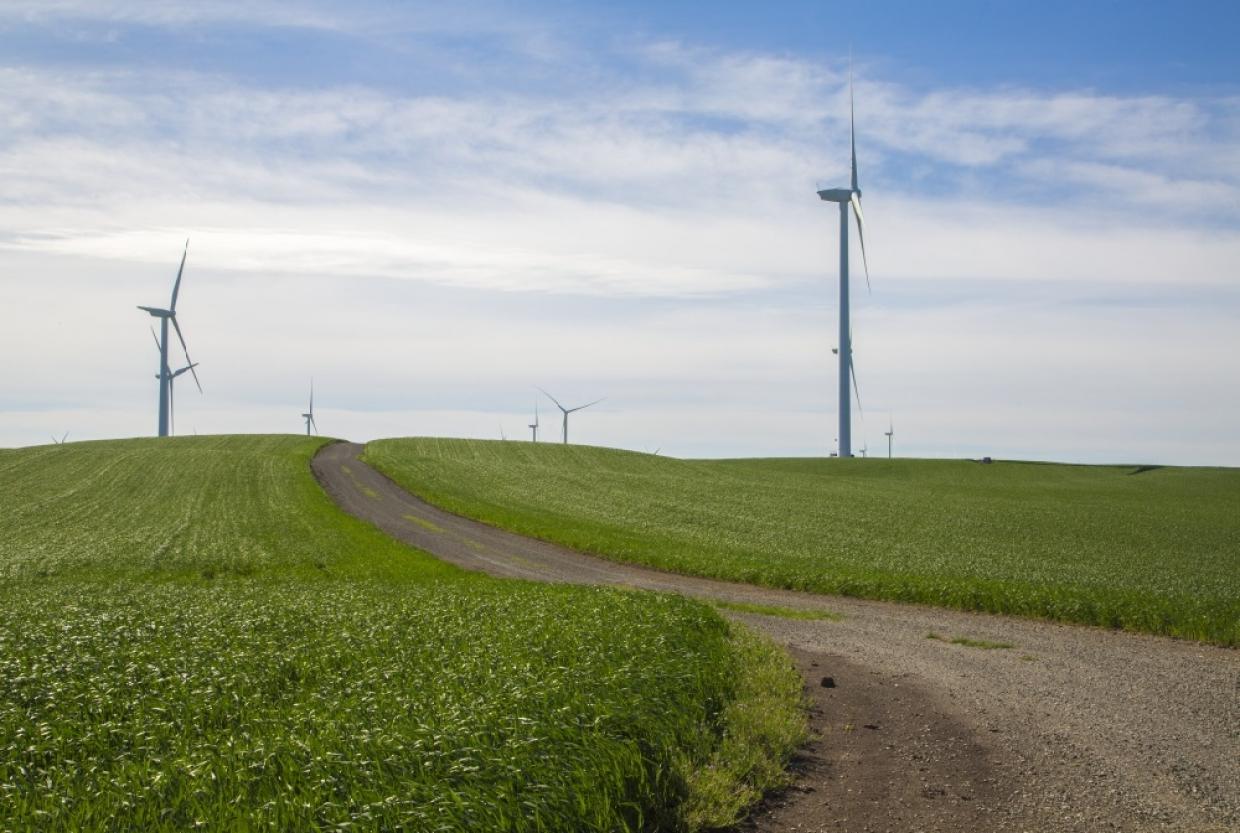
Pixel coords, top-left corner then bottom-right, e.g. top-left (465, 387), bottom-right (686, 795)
top-left (314, 442), bottom-right (1240, 832)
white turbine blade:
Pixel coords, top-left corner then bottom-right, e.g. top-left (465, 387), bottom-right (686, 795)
top-left (568, 397), bottom-right (605, 413)
top-left (849, 351), bottom-right (863, 416)
top-left (309, 380), bottom-right (314, 414)
top-left (169, 239), bottom-right (189, 312)
top-left (169, 317), bottom-right (202, 393)
top-left (850, 193), bottom-right (871, 294)
top-left (537, 386), bottom-right (567, 413)
top-left (311, 414), bottom-right (317, 434)
top-left (849, 64), bottom-right (858, 192)
top-left (149, 326), bottom-right (162, 353)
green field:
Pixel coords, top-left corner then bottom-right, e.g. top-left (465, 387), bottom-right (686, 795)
top-left (0, 436), bottom-right (803, 831)
top-left (365, 439), bottom-right (1240, 646)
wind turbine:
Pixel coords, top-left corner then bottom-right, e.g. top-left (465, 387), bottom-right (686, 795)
top-left (817, 66), bottom-right (871, 458)
top-left (167, 363), bottom-right (199, 437)
top-left (529, 400), bottom-right (540, 442)
top-left (138, 240), bottom-right (201, 437)
top-left (50, 432), bottom-right (68, 445)
top-left (150, 327), bottom-right (197, 436)
top-left (884, 416), bottom-right (894, 459)
top-left (538, 388), bottom-right (603, 445)
top-left (302, 382), bottom-right (317, 436)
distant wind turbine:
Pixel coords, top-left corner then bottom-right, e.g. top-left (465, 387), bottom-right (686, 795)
top-left (150, 327), bottom-right (197, 437)
top-left (167, 363), bottom-right (198, 437)
top-left (884, 416), bottom-right (894, 459)
top-left (538, 388), bottom-right (604, 445)
top-left (528, 400), bottom-right (540, 442)
top-left (50, 432), bottom-right (68, 445)
top-left (302, 381), bottom-right (317, 436)
top-left (817, 65), bottom-right (871, 458)
top-left (138, 240), bottom-right (201, 437)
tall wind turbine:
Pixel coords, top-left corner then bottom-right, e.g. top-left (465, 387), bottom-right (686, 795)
top-left (302, 382), bottom-right (317, 436)
top-left (138, 240), bottom-right (201, 437)
top-left (884, 416), bottom-right (894, 459)
top-left (529, 400), bottom-right (540, 442)
top-left (538, 388), bottom-right (603, 445)
top-left (150, 327), bottom-right (197, 436)
top-left (817, 68), bottom-right (870, 458)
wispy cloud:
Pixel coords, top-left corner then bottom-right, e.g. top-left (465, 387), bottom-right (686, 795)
top-left (2, 49), bottom-right (1237, 299)
top-left (1, 11), bottom-right (1238, 460)
top-left (0, 0), bottom-right (354, 30)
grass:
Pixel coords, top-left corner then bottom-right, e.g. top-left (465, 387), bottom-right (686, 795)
top-left (926, 632), bottom-right (1015, 650)
top-left (713, 600), bottom-right (842, 621)
top-left (0, 435), bottom-right (804, 831)
top-left (363, 438), bottom-right (1240, 646)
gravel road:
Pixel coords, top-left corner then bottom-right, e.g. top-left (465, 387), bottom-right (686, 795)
top-left (313, 441), bottom-right (1239, 832)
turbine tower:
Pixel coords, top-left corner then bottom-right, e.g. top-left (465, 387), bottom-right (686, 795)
top-left (538, 388), bottom-right (603, 445)
top-left (884, 416), bottom-right (894, 459)
top-left (302, 381), bottom-right (317, 436)
top-left (529, 400), bottom-right (540, 442)
top-left (817, 68), bottom-right (870, 458)
top-left (138, 240), bottom-right (201, 437)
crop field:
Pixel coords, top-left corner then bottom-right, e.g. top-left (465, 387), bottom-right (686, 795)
top-left (365, 439), bottom-right (1240, 646)
top-left (0, 436), bottom-right (802, 831)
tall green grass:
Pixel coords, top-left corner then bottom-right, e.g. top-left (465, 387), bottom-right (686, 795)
top-left (0, 436), bottom-right (802, 831)
top-left (364, 439), bottom-right (1240, 645)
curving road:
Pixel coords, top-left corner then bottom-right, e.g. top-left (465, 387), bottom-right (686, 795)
top-left (313, 441), bottom-right (1239, 833)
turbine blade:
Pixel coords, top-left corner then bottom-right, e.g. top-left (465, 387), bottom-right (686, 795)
top-left (537, 386), bottom-right (567, 413)
top-left (849, 352), bottom-right (863, 416)
top-left (309, 380), bottom-right (314, 414)
top-left (567, 397), bottom-right (605, 413)
top-left (850, 193), bottom-right (871, 294)
top-left (169, 316), bottom-right (202, 393)
top-left (849, 61), bottom-right (858, 192)
top-left (169, 239), bottom-right (189, 312)
top-left (150, 326), bottom-right (162, 354)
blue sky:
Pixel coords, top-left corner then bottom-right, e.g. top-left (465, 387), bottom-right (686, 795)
top-left (1, 1), bottom-right (1238, 463)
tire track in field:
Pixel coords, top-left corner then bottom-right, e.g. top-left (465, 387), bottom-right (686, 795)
top-left (312, 441), bottom-right (1239, 833)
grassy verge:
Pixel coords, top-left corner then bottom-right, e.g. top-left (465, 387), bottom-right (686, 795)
top-left (680, 625), bottom-right (808, 829)
top-left (926, 632), bottom-right (1015, 650)
top-left (0, 436), bottom-right (805, 831)
top-left (363, 438), bottom-right (1240, 645)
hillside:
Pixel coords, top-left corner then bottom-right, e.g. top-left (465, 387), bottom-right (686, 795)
top-left (364, 439), bottom-right (1240, 645)
top-left (0, 436), bottom-right (801, 831)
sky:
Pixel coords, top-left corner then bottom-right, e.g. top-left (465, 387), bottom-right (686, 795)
top-left (2, 1), bottom-right (1238, 464)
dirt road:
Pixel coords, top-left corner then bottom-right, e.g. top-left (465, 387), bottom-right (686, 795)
top-left (313, 441), bottom-right (1239, 832)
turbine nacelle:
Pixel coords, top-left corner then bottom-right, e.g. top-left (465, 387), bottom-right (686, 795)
top-left (816, 188), bottom-right (856, 204)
